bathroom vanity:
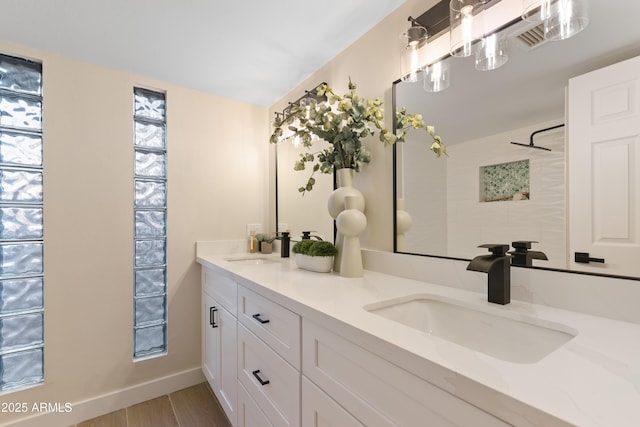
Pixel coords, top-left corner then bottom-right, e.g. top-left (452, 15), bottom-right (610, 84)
top-left (197, 243), bottom-right (640, 427)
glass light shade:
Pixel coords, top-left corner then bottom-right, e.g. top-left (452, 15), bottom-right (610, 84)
top-left (475, 33), bottom-right (509, 71)
top-left (400, 25), bottom-right (427, 82)
top-left (544, 0), bottom-right (588, 41)
top-left (424, 61), bottom-right (450, 92)
top-left (450, 0), bottom-right (483, 57)
top-left (401, 44), bottom-right (424, 82)
top-left (522, 0), bottom-right (552, 21)
top-left (299, 97), bottom-right (316, 121)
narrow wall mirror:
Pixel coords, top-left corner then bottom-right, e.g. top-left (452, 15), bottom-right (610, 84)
top-left (276, 140), bottom-right (334, 241)
top-left (394, 0), bottom-right (640, 278)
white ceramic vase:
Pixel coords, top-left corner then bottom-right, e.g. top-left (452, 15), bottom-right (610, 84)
top-left (328, 168), bottom-right (365, 273)
top-left (336, 195), bottom-right (367, 277)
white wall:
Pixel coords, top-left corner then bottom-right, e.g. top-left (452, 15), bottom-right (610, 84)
top-left (0, 40), bottom-right (268, 426)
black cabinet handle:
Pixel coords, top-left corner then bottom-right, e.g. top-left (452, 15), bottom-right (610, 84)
top-left (575, 252), bottom-right (605, 264)
top-left (209, 307), bottom-right (218, 328)
top-left (252, 313), bottom-right (270, 324)
top-left (252, 369), bottom-right (270, 386)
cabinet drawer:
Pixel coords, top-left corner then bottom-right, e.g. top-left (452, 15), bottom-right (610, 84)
top-left (302, 377), bottom-right (363, 427)
top-left (238, 323), bottom-right (300, 427)
top-left (238, 286), bottom-right (300, 368)
top-left (237, 382), bottom-right (274, 427)
top-left (303, 319), bottom-right (509, 427)
top-left (203, 267), bottom-right (237, 315)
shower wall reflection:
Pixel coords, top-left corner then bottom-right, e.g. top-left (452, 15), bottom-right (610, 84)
top-left (397, 116), bottom-right (566, 268)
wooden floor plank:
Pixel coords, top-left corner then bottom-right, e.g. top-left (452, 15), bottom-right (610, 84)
top-left (169, 383), bottom-right (231, 427)
top-left (76, 409), bottom-right (126, 427)
top-left (126, 396), bottom-right (178, 427)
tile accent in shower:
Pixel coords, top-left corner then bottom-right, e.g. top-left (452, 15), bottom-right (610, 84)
top-left (481, 159), bottom-right (530, 202)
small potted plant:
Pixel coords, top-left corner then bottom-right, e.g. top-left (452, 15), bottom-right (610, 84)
top-left (292, 240), bottom-right (338, 273)
top-left (256, 233), bottom-right (276, 254)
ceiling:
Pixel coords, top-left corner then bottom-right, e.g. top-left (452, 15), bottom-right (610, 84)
top-left (0, 0), bottom-right (405, 107)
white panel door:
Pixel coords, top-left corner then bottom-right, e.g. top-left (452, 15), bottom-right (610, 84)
top-left (568, 54), bottom-right (640, 276)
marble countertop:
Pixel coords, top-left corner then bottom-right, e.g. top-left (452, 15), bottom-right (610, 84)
top-left (197, 251), bottom-right (640, 427)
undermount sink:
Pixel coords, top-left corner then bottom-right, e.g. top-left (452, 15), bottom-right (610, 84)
top-left (364, 294), bottom-right (577, 364)
top-left (224, 257), bottom-right (280, 265)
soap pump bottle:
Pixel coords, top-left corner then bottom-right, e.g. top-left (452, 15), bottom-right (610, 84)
top-left (249, 230), bottom-right (257, 253)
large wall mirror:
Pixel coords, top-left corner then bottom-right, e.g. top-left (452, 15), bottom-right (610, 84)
top-left (394, 0), bottom-right (640, 278)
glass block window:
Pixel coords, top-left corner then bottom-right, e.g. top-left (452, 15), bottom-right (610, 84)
top-left (0, 54), bottom-right (44, 391)
top-left (480, 159), bottom-right (530, 202)
top-left (133, 88), bottom-right (167, 359)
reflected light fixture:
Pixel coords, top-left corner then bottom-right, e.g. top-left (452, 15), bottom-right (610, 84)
top-left (424, 60), bottom-right (450, 92)
top-left (400, 17), bottom-right (428, 82)
top-left (522, 0), bottom-right (551, 20)
top-left (475, 31), bottom-right (509, 71)
top-left (522, 0), bottom-right (588, 41)
top-left (544, 0), bottom-right (588, 40)
top-left (402, 0), bottom-right (588, 94)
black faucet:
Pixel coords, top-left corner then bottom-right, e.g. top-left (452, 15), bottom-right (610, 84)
top-left (301, 231), bottom-right (323, 241)
top-left (509, 241), bottom-right (548, 266)
top-left (466, 244), bottom-right (511, 305)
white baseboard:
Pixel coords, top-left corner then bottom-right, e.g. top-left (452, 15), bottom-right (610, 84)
top-left (0, 367), bottom-right (205, 427)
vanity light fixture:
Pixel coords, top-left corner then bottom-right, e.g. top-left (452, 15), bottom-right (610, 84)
top-left (522, 0), bottom-right (589, 41)
top-left (299, 96), bottom-right (316, 121)
top-left (400, 17), bottom-right (428, 82)
top-left (449, 0), bottom-right (488, 57)
top-left (273, 83), bottom-right (327, 144)
top-left (405, 0), bottom-right (585, 94)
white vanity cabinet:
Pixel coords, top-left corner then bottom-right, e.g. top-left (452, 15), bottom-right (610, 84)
top-left (202, 268), bottom-right (238, 426)
top-left (302, 376), bottom-right (363, 427)
top-left (237, 382), bottom-right (274, 427)
top-left (200, 259), bottom-right (513, 427)
top-left (302, 319), bottom-right (510, 427)
top-left (237, 286), bottom-right (301, 427)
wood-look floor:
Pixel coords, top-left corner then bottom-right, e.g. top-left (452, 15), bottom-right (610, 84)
top-left (71, 382), bottom-right (231, 427)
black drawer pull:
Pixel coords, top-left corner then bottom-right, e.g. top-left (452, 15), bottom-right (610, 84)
top-left (252, 369), bottom-right (270, 386)
top-left (575, 252), bottom-right (605, 264)
top-left (252, 313), bottom-right (270, 324)
top-left (209, 307), bottom-right (218, 328)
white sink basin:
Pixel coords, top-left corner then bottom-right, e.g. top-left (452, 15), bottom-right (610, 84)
top-left (224, 257), bottom-right (280, 265)
top-left (364, 294), bottom-right (576, 364)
